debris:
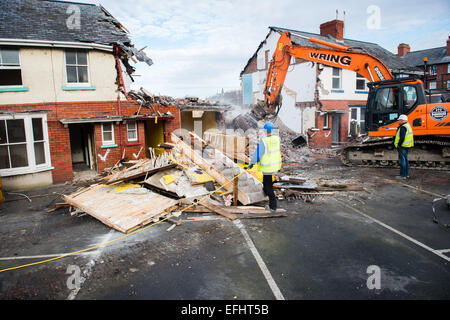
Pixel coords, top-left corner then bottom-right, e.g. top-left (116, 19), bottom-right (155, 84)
top-left (103, 154), bottom-right (176, 184)
top-left (47, 202), bottom-right (70, 213)
top-left (171, 132), bottom-right (266, 205)
top-left (62, 184), bottom-right (179, 233)
top-left (198, 199), bottom-right (238, 221)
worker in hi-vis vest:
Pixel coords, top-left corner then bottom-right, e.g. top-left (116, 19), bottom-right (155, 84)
top-left (394, 114), bottom-right (414, 179)
top-left (247, 121), bottom-right (282, 211)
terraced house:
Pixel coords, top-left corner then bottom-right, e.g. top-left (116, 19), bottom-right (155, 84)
top-left (0, 0), bottom-right (180, 191)
top-left (240, 19), bottom-right (420, 148)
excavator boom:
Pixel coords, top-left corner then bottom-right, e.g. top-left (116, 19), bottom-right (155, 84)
top-left (264, 31), bottom-right (393, 112)
top-left (256, 31), bottom-right (450, 170)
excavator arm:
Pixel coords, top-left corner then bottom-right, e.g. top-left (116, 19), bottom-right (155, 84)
top-left (263, 31), bottom-right (394, 113)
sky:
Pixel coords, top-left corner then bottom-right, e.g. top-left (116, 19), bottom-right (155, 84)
top-left (74, 0), bottom-right (449, 99)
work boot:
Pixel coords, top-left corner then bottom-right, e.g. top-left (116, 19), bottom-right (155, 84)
top-left (395, 176), bottom-right (406, 180)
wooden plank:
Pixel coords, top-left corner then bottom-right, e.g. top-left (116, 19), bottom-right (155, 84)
top-left (188, 213), bottom-right (287, 221)
top-left (183, 205), bottom-right (286, 214)
top-left (62, 184), bottom-right (179, 233)
top-left (171, 133), bottom-right (251, 205)
top-left (198, 199), bottom-right (238, 220)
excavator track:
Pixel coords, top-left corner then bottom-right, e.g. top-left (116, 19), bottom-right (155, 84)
top-left (340, 135), bottom-right (450, 170)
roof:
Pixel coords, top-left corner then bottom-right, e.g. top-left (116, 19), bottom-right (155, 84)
top-left (240, 26), bottom-right (420, 76)
top-left (401, 46), bottom-right (450, 66)
top-left (0, 0), bottom-right (130, 46)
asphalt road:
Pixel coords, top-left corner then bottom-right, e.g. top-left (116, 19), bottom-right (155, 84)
top-left (0, 159), bottom-right (449, 300)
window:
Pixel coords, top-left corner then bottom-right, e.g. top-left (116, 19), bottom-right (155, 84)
top-left (356, 73), bottom-right (367, 91)
top-left (429, 81), bottom-right (436, 90)
top-left (402, 86), bottom-right (418, 111)
top-left (447, 80), bottom-right (450, 89)
top-left (101, 123), bottom-right (114, 145)
top-left (127, 121), bottom-right (137, 142)
top-left (0, 48), bottom-right (22, 86)
top-left (332, 67), bottom-right (341, 89)
top-left (429, 65), bottom-right (437, 75)
top-left (374, 87), bottom-right (399, 111)
top-left (0, 114), bottom-right (51, 176)
top-left (323, 113), bottom-right (329, 128)
top-left (349, 107), bottom-right (366, 135)
top-left (65, 50), bottom-right (89, 84)
top-left (448, 64), bottom-right (450, 74)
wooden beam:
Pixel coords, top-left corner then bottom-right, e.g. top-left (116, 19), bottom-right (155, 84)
top-left (198, 199), bottom-right (238, 220)
top-left (171, 133), bottom-right (251, 204)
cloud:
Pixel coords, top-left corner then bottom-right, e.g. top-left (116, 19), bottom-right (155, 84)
top-left (76, 0), bottom-right (449, 98)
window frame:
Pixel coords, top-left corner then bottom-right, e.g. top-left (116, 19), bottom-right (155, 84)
top-left (323, 113), bottom-right (329, 129)
top-left (332, 67), bottom-right (342, 89)
top-left (355, 73), bottom-right (367, 91)
top-left (0, 113), bottom-right (52, 177)
top-left (64, 49), bottom-right (90, 86)
top-left (348, 106), bottom-right (366, 136)
top-left (126, 121), bottom-right (138, 142)
top-left (429, 81), bottom-right (437, 90)
top-left (101, 122), bottom-right (115, 146)
top-left (0, 47), bottom-right (23, 88)
top-left (429, 65), bottom-right (437, 76)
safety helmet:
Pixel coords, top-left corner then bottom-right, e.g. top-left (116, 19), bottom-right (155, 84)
top-left (398, 114), bottom-right (408, 121)
top-left (264, 121), bottom-right (275, 131)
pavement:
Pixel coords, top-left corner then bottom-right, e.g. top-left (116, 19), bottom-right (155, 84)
top-left (0, 156), bottom-right (449, 300)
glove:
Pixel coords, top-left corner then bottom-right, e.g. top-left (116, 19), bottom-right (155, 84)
top-left (247, 163), bottom-right (254, 169)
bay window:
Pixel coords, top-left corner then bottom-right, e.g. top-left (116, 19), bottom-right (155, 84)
top-left (0, 114), bottom-right (51, 176)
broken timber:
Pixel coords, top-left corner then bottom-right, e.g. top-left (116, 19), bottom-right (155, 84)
top-left (62, 184), bottom-right (179, 233)
top-left (103, 155), bottom-right (176, 184)
top-left (171, 133), bottom-right (265, 205)
top-left (198, 199), bottom-right (238, 220)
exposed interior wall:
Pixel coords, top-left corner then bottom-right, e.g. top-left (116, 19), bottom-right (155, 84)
top-left (181, 110), bottom-right (218, 138)
top-left (145, 120), bottom-right (165, 156)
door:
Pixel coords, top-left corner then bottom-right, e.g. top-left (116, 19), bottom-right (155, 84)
top-left (331, 114), bottom-right (341, 144)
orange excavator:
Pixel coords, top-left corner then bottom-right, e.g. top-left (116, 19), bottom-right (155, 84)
top-left (252, 31), bottom-right (450, 170)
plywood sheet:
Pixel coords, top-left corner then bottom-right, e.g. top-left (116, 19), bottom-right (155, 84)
top-left (63, 184), bottom-right (179, 233)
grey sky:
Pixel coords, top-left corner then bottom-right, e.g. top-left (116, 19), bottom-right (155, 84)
top-left (75, 0), bottom-right (449, 99)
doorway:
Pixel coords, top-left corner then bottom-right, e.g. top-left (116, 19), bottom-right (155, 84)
top-left (145, 119), bottom-right (165, 157)
top-left (69, 123), bottom-right (96, 179)
top-left (331, 113), bottom-right (341, 144)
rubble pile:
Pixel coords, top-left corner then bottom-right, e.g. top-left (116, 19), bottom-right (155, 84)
top-left (128, 88), bottom-right (225, 108)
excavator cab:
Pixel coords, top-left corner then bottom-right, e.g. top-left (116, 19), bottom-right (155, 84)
top-left (365, 77), bottom-right (426, 133)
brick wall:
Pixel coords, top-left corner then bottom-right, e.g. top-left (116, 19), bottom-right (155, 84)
top-left (307, 99), bottom-right (367, 148)
top-left (0, 100), bottom-right (181, 183)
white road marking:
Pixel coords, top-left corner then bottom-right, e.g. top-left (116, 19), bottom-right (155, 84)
top-left (398, 182), bottom-right (445, 198)
top-left (336, 200), bottom-right (450, 263)
top-left (436, 249), bottom-right (450, 254)
top-left (233, 219), bottom-right (285, 300)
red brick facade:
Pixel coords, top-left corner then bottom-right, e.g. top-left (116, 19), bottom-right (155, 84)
top-left (307, 99), bottom-right (367, 148)
top-left (0, 100), bottom-right (181, 183)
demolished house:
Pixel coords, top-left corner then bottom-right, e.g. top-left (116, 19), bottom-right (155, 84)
top-left (0, 0), bottom-right (182, 190)
top-left (240, 19), bottom-right (421, 149)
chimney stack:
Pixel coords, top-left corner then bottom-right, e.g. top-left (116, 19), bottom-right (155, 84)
top-left (320, 20), bottom-right (344, 41)
top-left (397, 43), bottom-right (410, 57)
top-left (447, 36), bottom-right (450, 56)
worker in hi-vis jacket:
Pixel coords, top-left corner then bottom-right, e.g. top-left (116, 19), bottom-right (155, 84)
top-left (247, 121), bottom-right (282, 211)
top-left (394, 114), bottom-right (414, 179)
